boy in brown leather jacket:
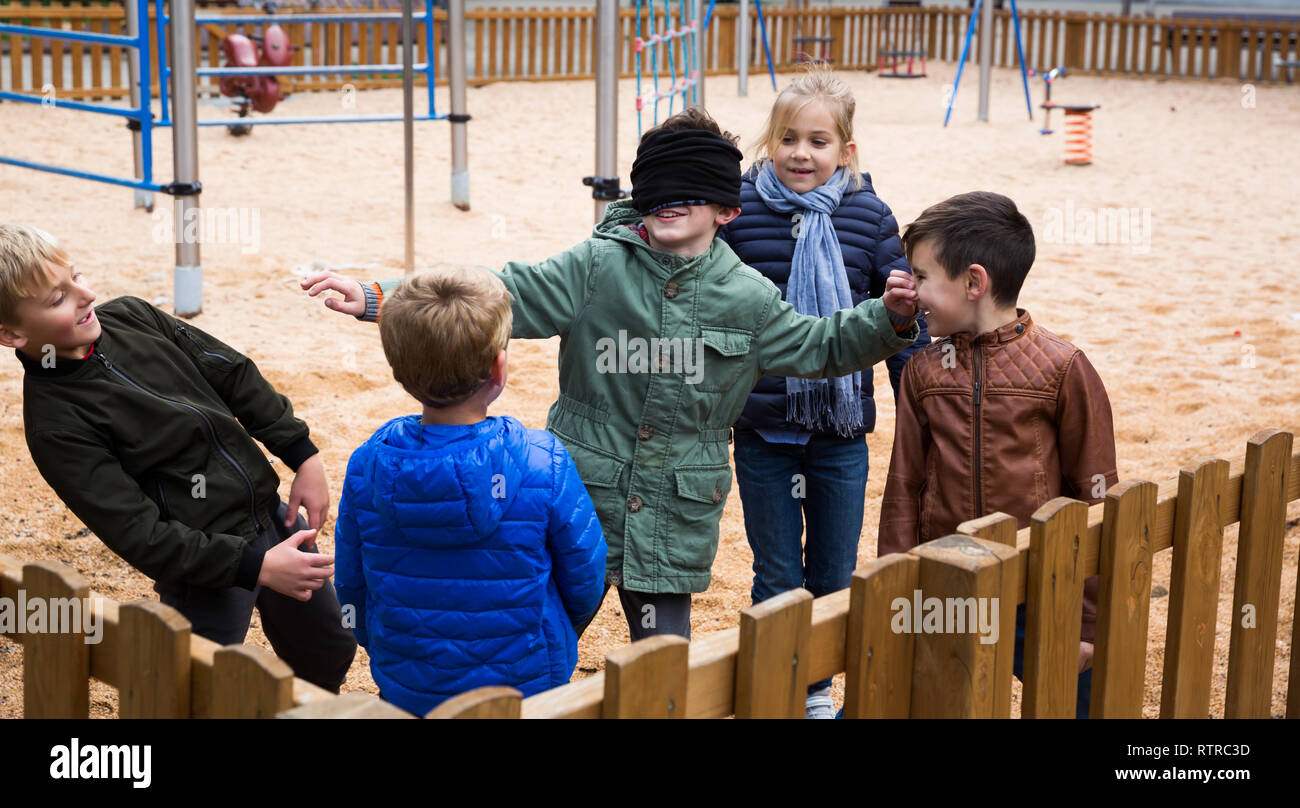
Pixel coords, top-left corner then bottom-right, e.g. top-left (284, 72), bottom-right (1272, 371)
top-left (877, 191), bottom-right (1118, 718)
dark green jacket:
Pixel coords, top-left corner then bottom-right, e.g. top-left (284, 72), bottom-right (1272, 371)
top-left (366, 200), bottom-right (918, 593)
top-left (19, 296), bottom-right (317, 589)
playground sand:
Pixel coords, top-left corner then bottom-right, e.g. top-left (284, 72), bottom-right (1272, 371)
top-left (1, 65), bottom-right (1297, 718)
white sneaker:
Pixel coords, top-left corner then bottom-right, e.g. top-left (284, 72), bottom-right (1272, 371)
top-left (805, 687), bottom-right (835, 719)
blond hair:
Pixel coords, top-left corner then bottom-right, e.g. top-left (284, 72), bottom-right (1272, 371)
top-left (753, 65), bottom-right (862, 191)
top-left (0, 224), bottom-right (73, 325)
top-left (380, 267), bottom-right (513, 408)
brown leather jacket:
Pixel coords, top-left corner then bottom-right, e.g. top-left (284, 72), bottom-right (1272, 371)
top-left (878, 309), bottom-right (1118, 643)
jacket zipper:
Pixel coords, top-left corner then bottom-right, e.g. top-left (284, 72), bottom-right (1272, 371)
top-left (176, 325), bottom-right (233, 364)
top-left (973, 341), bottom-right (984, 518)
top-left (94, 351), bottom-right (262, 532)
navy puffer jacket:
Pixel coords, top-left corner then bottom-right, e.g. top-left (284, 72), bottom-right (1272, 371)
top-left (719, 165), bottom-right (930, 435)
top-left (335, 415), bottom-right (607, 715)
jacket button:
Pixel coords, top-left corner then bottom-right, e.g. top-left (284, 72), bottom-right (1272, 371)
top-left (628, 495), bottom-right (643, 513)
top-left (711, 487), bottom-right (723, 504)
top-left (1015, 323), bottom-right (1025, 334)
top-left (664, 282), bottom-right (679, 299)
top-left (637, 425), bottom-right (654, 440)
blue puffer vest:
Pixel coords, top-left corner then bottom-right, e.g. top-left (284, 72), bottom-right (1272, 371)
top-left (719, 165), bottom-right (930, 436)
top-left (335, 415), bottom-right (607, 715)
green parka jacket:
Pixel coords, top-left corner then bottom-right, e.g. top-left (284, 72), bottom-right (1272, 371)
top-left (365, 200), bottom-right (918, 593)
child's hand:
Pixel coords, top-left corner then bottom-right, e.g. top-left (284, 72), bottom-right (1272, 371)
top-left (287, 453), bottom-right (330, 531)
top-left (881, 270), bottom-right (918, 321)
top-left (258, 530), bottom-right (334, 601)
top-left (301, 271), bottom-right (366, 317)
top-left (1078, 640), bottom-right (1095, 673)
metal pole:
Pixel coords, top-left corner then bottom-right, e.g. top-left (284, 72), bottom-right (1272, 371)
top-left (125, 0), bottom-right (153, 211)
top-left (402, 0), bottom-right (414, 273)
top-left (738, 0), bottom-right (748, 96)
top-left (449, 0), bottom-right (470, 211)
top-left (693, 0), bottom-right (705, 109)
top-left (170, 0), bottom-right (201, 316)
top-left (594, 0), bottom-right (617, 223)
top-left (977, 0), bottom-right (993, 121)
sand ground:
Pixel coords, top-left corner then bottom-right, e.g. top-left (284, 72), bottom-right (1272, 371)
top-left (1, 63), bottom-right (1298, 718)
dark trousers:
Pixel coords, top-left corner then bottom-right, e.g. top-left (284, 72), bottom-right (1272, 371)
top-left (153, 501), bottom-right (357, 693)
top-left (574, 584), bottom-right (692, 641)
top-left (733, 429), bottom-right (869, 694)
top-left (1011, 603), bottom-right (1093, 718)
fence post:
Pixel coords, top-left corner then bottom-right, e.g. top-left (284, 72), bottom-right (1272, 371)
top-left (22, 561), bottom-right (90, 719)
top-left (1160, 457), bottom-right (1228, 718)
top-left (843, 554), bottom-right (919, 718)
top-left (958, 511), bottom-right (1019, 548)
top-left (603, 635), bottom-right (689, 718)
top-left (211, 645), bottom-right (295, 718)
top-left (1091, 480), bottom-right (1156, 718)
top-left (119, 600), bottom-right (192, 718)
top-left (1063, 12), bottom-right (1086, 70)
top-left (1225, 429), bottom-right (1293, 718)
top-left (427, 686), bottom-right (523, 718)
top-left (734, 588), bottom-right (812, 719)
top-left (1022, 498), bottom-right (1089, 718)
top-left (908, 535), bottom-right (1020, 718)
top-left (278, 691), bottom-right (415, 718)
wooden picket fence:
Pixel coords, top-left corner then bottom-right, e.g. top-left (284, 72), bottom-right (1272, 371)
top-left (2, 428), bottom-right (1296, 719)
top-left (3, 3), bottom-right (1299, 103)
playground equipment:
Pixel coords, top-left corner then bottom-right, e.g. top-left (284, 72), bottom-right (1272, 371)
top-left (702, 0), bottom-right (776, 98)
top-left (878, 0), bottom-right (925, 78)
top-left (1030, 66), bottom-right (1099, 164)
top-left (0, 0), bottom-right (470, 315)
top-left (878, 48), bottom-right (927, 78)
top-left (9, 429), bottom-right (1298, 718)
top-left (1030, 66), bottom-right (1066, 133)
top-left (790, 0), bottom-right (832, 66)
top-left (217, 21), bottom-right (293, 134)
top-left (1056, 104), bottom-right (1100, 165)
top-left (632, 0), bottom-right (701, 136)
top-left (943, 0), bottom-right (1033, 127)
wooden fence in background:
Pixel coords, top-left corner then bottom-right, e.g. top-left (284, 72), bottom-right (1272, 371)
top-left (2, 4), bottom-right (1299, 102)
top-left (4, 428), bottom-right (1296, 719)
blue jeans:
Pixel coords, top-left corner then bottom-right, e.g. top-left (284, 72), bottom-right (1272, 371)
top-left (733, 428), bottom-right (869, 695)
top-left (1012, 603), bottom-right (1092, 718)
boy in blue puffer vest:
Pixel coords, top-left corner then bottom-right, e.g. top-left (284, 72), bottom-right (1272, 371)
top-left (334, 268), bottom-right (606, 715)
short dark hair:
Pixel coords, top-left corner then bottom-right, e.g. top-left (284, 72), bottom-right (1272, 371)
top-left (641, 105), bottom-right (740, 147)
top-left (901, 191), bottom-right (1035, 307)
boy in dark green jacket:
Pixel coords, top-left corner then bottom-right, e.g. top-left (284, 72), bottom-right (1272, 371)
top-left (0, 224), bottom-right (355, 692)
top-left (304, 109), bottom-right (921, 641)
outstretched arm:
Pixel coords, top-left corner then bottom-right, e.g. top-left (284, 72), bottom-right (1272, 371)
top-left (301, 241), bottom-right (598, 339)
top-left (756, 271), bottom-right (919, 380)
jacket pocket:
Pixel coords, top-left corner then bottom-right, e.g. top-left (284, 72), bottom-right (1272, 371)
top-left (918, 460), bottom-right (937, 544)
top-left (693, 326), bottom-right (753, 393)
top-left (550, 431), bottom-right (626, 492)
top-left (665, 464), bottom-right (732, 570)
